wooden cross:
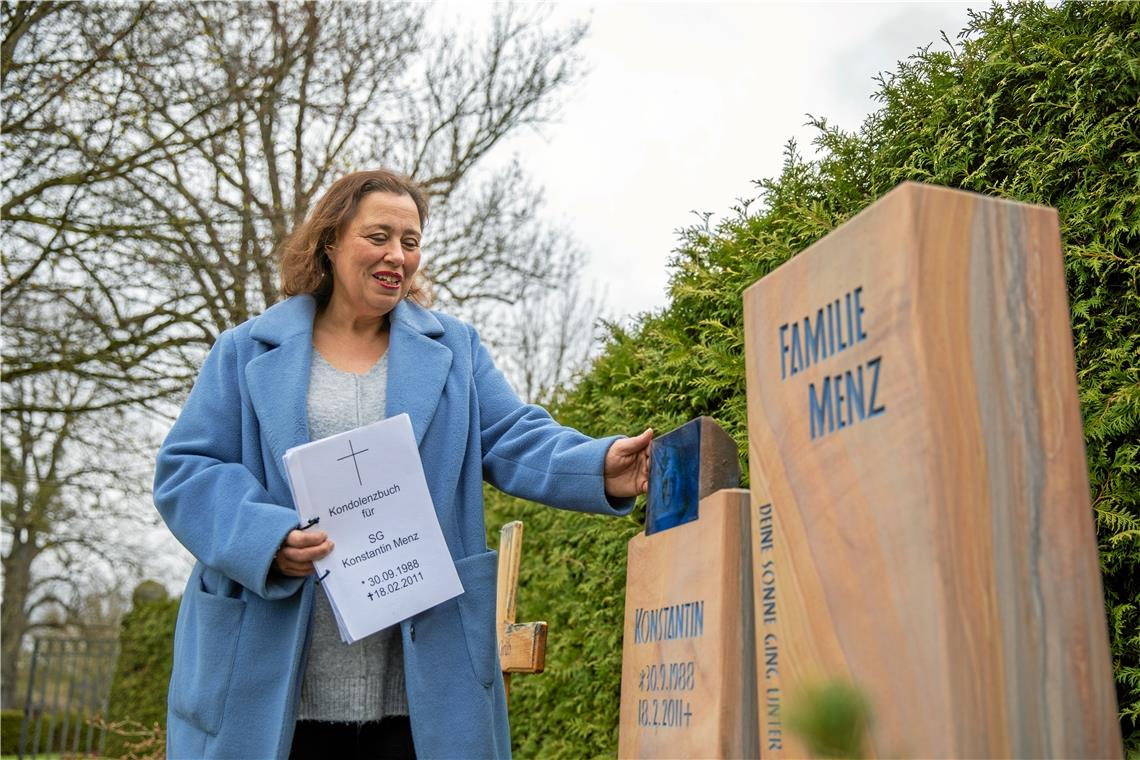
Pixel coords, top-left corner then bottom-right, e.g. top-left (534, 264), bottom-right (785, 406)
top-left (495, 521), bottom-right (547, 702)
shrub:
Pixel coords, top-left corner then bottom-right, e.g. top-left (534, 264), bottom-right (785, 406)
top-left (0, 709), bottom-right (22, 755)
top-left (103, 596), bottom-right (179, 758)
top-left (0, 708), bottom-right (108, 756)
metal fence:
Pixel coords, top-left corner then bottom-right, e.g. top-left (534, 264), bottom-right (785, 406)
top-left (19, 636), bottom-right (119, 759)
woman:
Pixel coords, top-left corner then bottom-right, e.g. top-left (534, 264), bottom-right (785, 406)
top-left (154, 169), bottom-right (651, 759)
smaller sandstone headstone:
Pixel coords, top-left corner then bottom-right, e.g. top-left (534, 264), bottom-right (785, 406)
top-left (619, 489), bottom-right (757, 758)
top-left (620, 417), bottom-right (755, 758)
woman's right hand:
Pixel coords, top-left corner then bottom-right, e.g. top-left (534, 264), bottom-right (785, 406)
top-left (274, 530), bottom-right (335, 576)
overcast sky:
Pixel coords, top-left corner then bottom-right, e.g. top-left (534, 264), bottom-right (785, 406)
top-left (482, 2), bottom-right (980, 322)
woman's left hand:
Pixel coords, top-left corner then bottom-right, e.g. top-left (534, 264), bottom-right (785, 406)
top-left (604, 428), bottom-right (653, 498)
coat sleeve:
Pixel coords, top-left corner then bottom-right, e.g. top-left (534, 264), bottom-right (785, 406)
top-left (154, 330), bottom-right (305, 600)
top-left (471, 327), bottom-right (635, 516)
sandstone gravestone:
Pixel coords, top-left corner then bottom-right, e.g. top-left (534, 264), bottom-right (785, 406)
top-left (619, 419), bottom-right (756, 758)
top-left (743, 182), bottom-right (1121, 758)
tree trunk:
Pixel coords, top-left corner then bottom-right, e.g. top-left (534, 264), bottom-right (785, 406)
top-left (1, 538), bottom-right (38, 709)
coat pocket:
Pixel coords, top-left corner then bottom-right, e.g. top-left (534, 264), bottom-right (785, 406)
top-left (453, 549), bottom-right (499, 688)
top-left (168, 575), bottom-right (246, 735)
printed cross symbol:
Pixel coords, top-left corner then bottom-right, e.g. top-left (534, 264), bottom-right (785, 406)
top-left (337, 439), bottom-right (370, 486)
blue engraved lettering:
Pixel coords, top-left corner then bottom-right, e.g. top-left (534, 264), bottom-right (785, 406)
top-left (761, 560), bottom-right (777, 625)
top-left (835, 372), bottom-right (847, 429)
top-left (803, 309), bottom-right (826, 368)
top-left (632, 601), bottom-right (705, 644)
top-left (779, 323), bottom-right (789, 380)
top-left (868, 356), bottom-right (886, 417)
top-left (846, 365), bottom-right (866, 425)
top-left (758, 503), bottom-right (773, 551)
top-left (764, 633), bottom-right (779, 680)
top-left (762, 584), bottom-right (777, 623)
top-left (809, 378), bottom-right (832, 440)
top-left (789, 321), bottom-right (803, 377)
top-left (854, 285), bottom-right (867, 341)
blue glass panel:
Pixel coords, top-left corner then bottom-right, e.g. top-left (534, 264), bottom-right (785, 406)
top-left (646, 419), bottom-right (701, 535)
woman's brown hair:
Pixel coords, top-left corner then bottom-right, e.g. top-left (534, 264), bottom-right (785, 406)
top-left (279, 169), bottom-right (430, 307)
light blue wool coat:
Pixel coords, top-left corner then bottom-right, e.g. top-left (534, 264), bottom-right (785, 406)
top-left (154, 294), bottom-right (632, 759)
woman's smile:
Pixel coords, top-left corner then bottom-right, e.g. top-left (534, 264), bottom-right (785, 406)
top-left (372, 270), bottom-right (403, 289)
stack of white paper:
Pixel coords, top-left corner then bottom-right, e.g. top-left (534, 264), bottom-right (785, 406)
top-left (283, 413), bottom-right (463, 644)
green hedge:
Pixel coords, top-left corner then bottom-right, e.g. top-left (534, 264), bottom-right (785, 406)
top-left (489, 2), bottom-right (1139, 755)
top-left (103, 596), bottom-right (179, 758)
top-left (0, 709), bottom-right (21, 755)
top-left (0, 707), bottom-right (107, 756)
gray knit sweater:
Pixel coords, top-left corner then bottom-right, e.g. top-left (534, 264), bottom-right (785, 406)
top-left (298, 350), bottom-right (408, 721)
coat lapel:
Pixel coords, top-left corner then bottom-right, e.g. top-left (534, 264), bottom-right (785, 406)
top-left (246, 296), bottom-right (316, 473)
top-left (386, 300), bottom-right (452, 445)
top-left (244, 295), bottom-right (453, 475)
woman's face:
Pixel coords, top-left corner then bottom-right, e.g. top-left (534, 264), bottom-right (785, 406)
top-left (326, 191), bottom-right (422, 321)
